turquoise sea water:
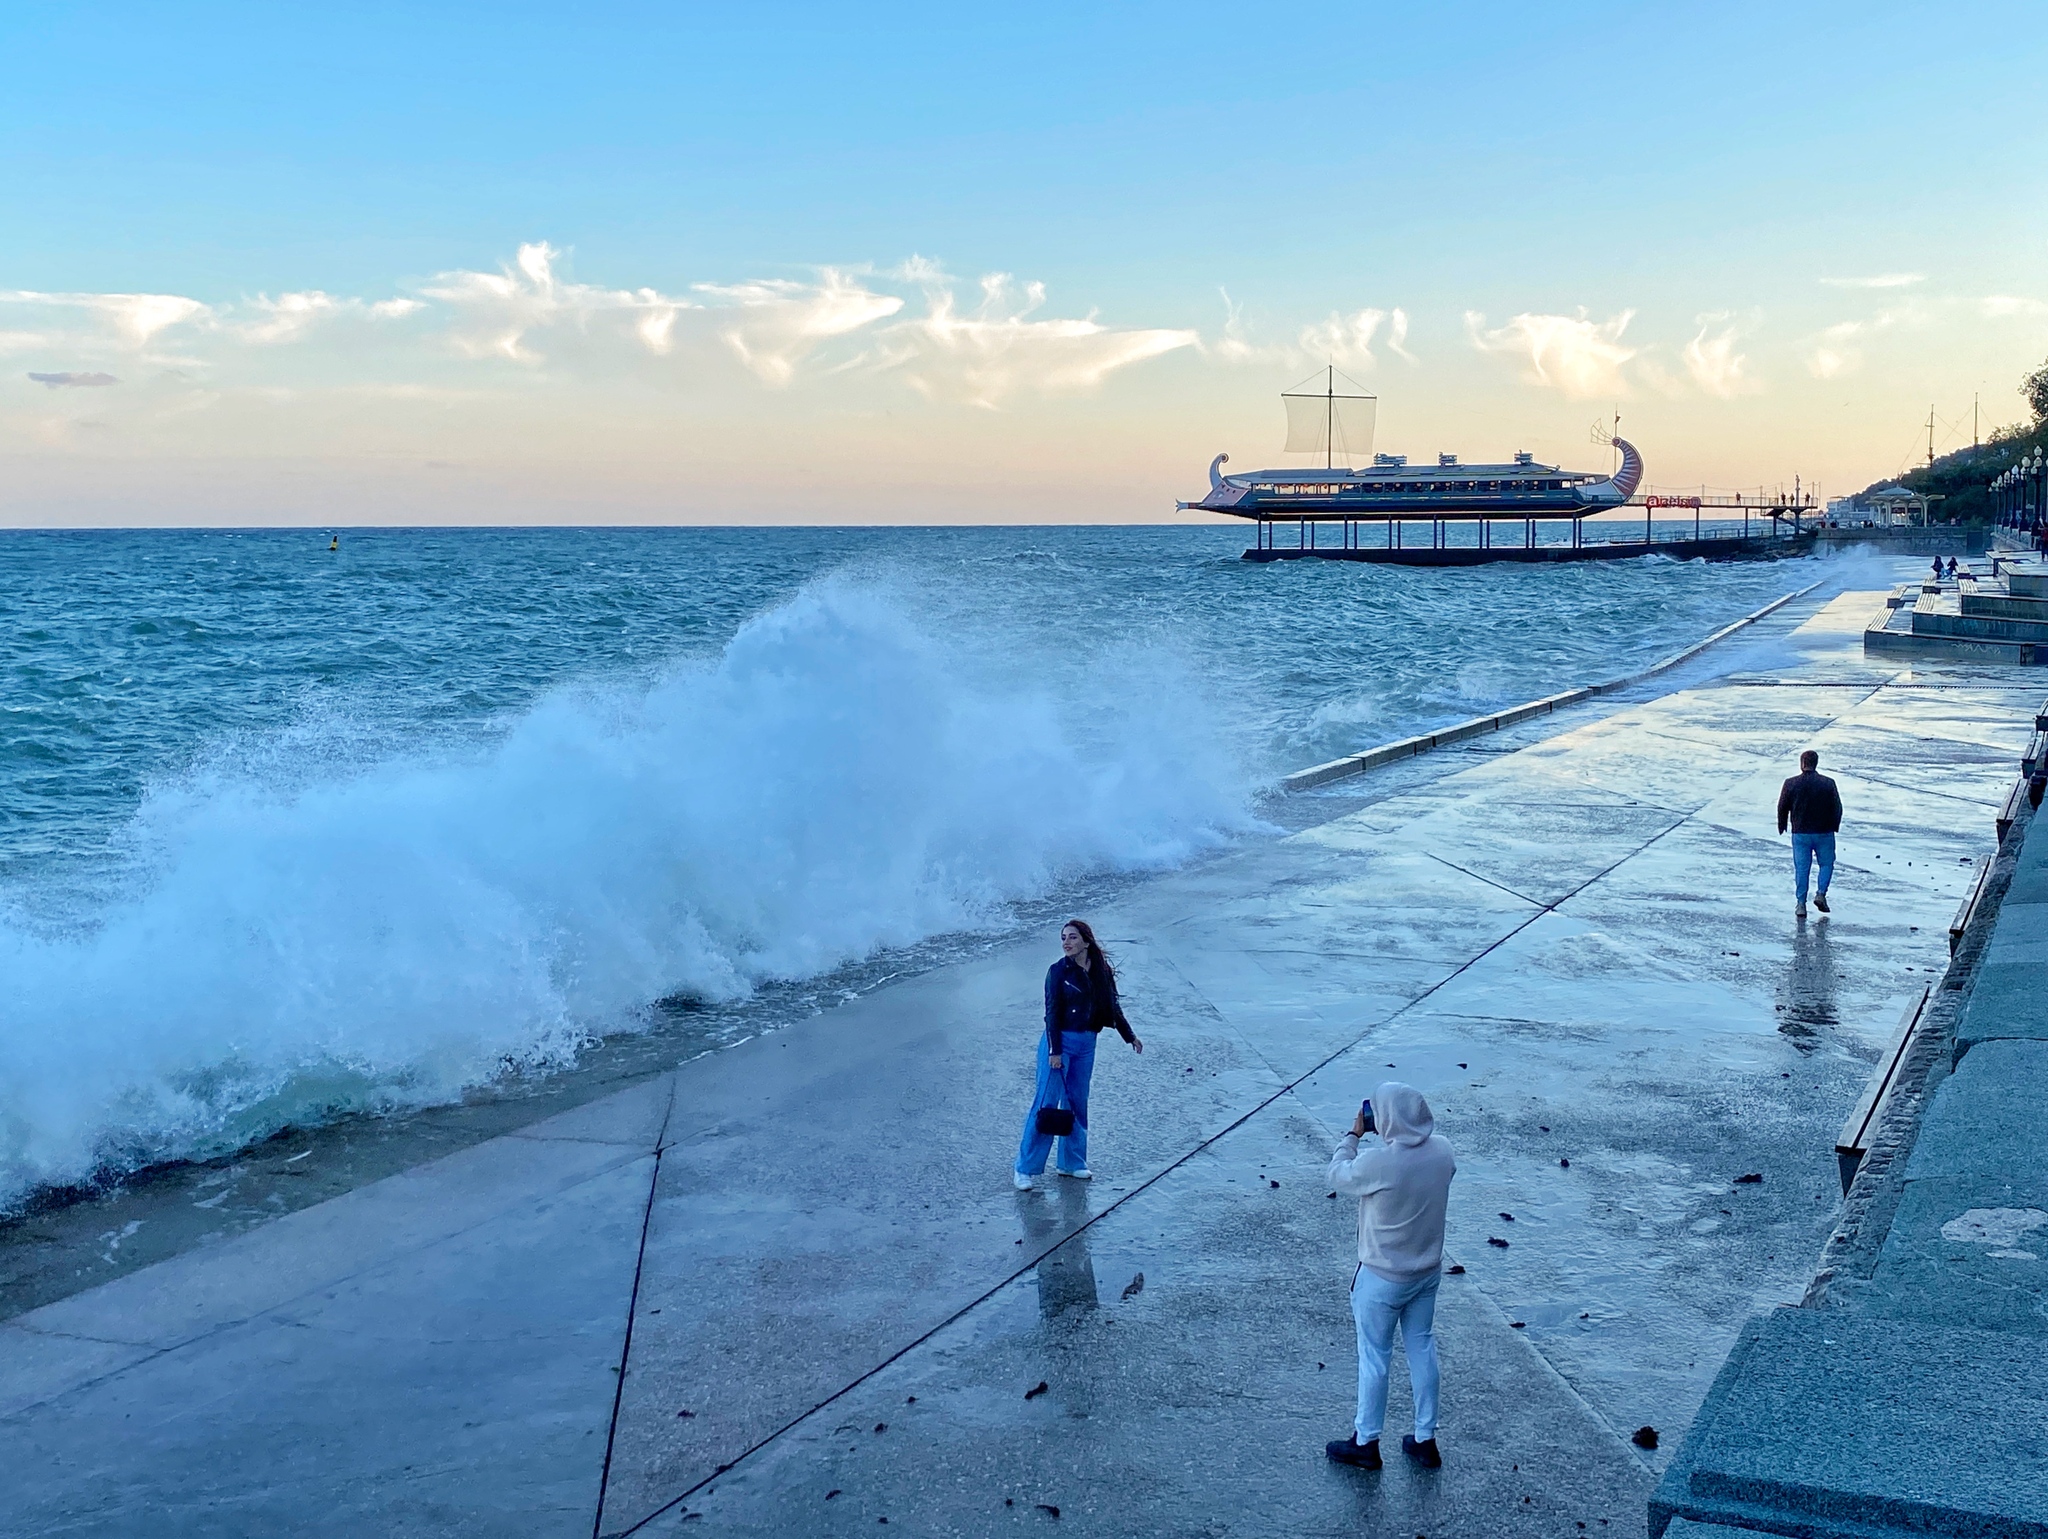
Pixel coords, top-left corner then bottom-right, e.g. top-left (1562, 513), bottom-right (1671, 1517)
top-left (0, 525), bottom-right (1828, 1206)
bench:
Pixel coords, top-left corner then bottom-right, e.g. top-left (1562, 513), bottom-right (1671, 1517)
top-left (1834, 986), bottom-right (1930, 1194)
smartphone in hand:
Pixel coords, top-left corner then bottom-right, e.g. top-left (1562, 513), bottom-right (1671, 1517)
top-left (1360, 1098), bottom-right (1375, 1134)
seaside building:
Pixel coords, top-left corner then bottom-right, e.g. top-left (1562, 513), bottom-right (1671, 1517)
top-left (1866, 485), bottom-right (1930, 527)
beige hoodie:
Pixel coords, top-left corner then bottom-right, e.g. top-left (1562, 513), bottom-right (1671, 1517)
top-left (1327, 1081), bottom-right (1457, 1281)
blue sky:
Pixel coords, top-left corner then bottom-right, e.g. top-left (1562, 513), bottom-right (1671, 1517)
top-left (4, 1), bottom-right (2046, 523)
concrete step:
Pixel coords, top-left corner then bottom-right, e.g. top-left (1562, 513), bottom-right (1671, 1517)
top-left (1909, 607), bottom-right (2048, 644)
top-left (1961, 592), bottom-right (2048, 622)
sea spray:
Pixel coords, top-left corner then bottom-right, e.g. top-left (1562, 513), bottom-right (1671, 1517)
top-left (0, 576), bottom-right (1257, 1208)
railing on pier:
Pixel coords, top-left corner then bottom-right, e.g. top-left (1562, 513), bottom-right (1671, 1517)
top-left (1244, 498), bottom-right (1815, 560)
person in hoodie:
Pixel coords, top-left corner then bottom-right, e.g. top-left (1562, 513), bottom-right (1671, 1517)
top-left (1324, 1082), bottom-right (1457, 1471)
top-left (1777, 748), bottom-right (1844, 919)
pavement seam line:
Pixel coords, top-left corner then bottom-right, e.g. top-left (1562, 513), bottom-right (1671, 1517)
top-left (615, 813), bottom-right (1697, 1534)
top-left (2, 1146), bottom-right (652, 1415)
top-left (592, 1077), bottom-right (679, 1539)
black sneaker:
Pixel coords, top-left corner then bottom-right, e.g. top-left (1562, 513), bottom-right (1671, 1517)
top-left (1326, 1436), bottom-right (1381, 1469)
top-left (1814, 893), bottom-right (1830, 914)
top-left (1401, 1434), bottom-right (1442, 1468)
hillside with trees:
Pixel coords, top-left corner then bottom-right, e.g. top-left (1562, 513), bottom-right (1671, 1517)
top-left (1856, 357), bottom-right (2048, 523)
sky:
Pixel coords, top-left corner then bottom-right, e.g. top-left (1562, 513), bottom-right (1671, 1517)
top-left (3, 1), bottom-right (2046, 526)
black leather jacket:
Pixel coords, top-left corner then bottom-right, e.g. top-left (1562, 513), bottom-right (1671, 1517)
top-left (1044, 956), bottom-right (1135, 1057)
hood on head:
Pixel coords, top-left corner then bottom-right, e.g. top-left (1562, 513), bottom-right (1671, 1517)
top-left (1373, 1081), bottom-right (1435, 1147)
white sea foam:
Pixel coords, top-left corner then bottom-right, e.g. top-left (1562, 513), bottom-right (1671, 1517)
top-left (0, 576), bottom-right (1256, 1207)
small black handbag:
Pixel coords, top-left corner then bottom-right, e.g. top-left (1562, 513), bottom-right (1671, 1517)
top-left (1035, 1105), bottom-right (1076, 1136)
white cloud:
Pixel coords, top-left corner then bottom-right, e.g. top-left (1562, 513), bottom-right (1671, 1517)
top-left (694, 270), bottom-right (903, 385)
top-left (1681, 315), bottom-right (1758, 397)
top-left (0, 246), bottom-right (1197, 410)
top-left (1210, 291), bottom-right (1415, 370)
top-left (1820, 273), bottom-right (1924, 289)
top-left (1982, 295), bottom-right (2048, 319)
top-left (1296, 307), bottom-right (1414, 371)
top-left (420, 242), bottom-right (694, 363)
top-left (1466, 309), bottom-right (1636, 399)
top-left (0, 288), bottom-right (209, 347)
top-left (1807, 319), bottom-right (1863, 379)
top-left (237, 291), bottom-right (424, 344)
top-left (882, 268), bottom-right (1197, 407)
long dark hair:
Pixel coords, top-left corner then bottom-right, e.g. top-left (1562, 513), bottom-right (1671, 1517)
top-left (1062, 918), bottom-right (1115, 990)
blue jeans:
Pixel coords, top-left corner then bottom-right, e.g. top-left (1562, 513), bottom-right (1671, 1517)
top-left (1792, 831), bottom-right (1835, 903)
top-left (1352, 1266), bottom-right (1441, 1443)
top-left (1015, 1030), bottom-right (1095, 1175)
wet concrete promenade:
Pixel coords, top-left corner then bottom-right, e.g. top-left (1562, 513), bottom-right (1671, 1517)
top-left (3, 584), bottom-right (2040, 1538)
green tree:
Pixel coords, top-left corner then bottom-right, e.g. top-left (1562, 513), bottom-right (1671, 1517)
top-left (2026, 356), bottom-right (2048, 422)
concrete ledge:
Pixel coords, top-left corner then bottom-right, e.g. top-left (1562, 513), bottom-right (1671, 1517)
top-left (1964, 593), bottom-right (2048, 622)
top-left (1282, 688), bottom-right (1594, 790)
top-left (1651, 1309), bottom-right (2048, 1539)
top-left (1913, 608), bottom-right (2048, 644)
top-left (1864, 623), bottom-right (2042, 664)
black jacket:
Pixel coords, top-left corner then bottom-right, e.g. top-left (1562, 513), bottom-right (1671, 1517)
top-left (1777, 770), bottom-right (1843, 834)
top-left (1044, 956), bottom-right (1135, 1057)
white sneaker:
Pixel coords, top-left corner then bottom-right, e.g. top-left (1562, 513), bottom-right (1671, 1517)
top-left (1059, 1167), bottom-right (1093, 1180)
top-left (1795, 902), bottom-right (1807, 918)
top-left (1012, 1171), bottom-right (1033, 1190)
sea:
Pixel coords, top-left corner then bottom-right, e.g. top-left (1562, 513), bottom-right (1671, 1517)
top-left (0, 524), bottom-right (1842, 1210)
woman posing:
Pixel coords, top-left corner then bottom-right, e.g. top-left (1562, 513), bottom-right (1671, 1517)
top-left (1013, 919), bottom-right (1144, 1190)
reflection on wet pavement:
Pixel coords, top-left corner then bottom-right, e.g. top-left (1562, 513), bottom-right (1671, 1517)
top-left (1777, 917), bottom-right (1841, 1049)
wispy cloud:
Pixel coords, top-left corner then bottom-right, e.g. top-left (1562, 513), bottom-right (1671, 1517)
top-left (0, 245), bottom-right (1199, 411)
top-left (0, 289), bottom-right (209, 347)
top-left (695, 271), bottom-right (903, 385)
top-left (1820, 273), bottom-right (1925, 289)
top-left (1466, 309), bottom-right (1635, 399)
top-left (1807, 319), bottom-right (1864, 379)
top-left (881, 266), bottom-right (1197, 407)
top-left (1804, 299), bottom-right (1927, 378)
top-left (236, 291), bottom-right (422, 345)
top-left (1210, 291), bottom-right (1417, 371)
top-left (1681, 314), bottom-right (1758, 397)
top-left (1982, 294), bottom-right (2048, 319)
top-left (27, 371), bottom-right (119, 388)
top-left (1296, 307), bottom-right (1413, 371)
top-left (420, 242), bottom-right (694, 363)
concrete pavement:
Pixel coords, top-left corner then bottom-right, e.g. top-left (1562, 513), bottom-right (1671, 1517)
top-left (3, 583), bottom-right (2040, 1537)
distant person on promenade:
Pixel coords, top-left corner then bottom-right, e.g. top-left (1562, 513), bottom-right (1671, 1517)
top-left (1325, 1082), bottom-right (1457, 1472)
top-left (1930, 555), bottom-right (1944, 582)
top-left (1778, 749), bottom-right (1844, 919)
top-left (1013, 919), bottom-right (1142, 1191)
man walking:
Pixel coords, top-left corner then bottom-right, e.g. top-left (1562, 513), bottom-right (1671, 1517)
top-left (1325, 1082), bottom-right (1457, 1472)
top-left (1777, 748), bottom-right (1843, 919)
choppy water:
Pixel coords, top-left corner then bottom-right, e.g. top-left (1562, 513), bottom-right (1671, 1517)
top-left (0, 525), bottom-right (1829, 1208)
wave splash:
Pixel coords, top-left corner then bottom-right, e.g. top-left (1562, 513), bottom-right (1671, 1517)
top-left (0, 576), bottom-right (1255, 1207)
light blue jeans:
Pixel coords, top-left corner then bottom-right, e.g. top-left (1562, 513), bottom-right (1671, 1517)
top-left (1015, 1030), bottom-right (1095, 1176)
top-left (1351, 1265), bottom-right (1441, 1443)
top-left (1792, 831), bottom-right (1835, 903)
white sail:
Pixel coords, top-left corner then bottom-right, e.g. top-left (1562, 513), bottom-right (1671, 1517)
top-left (1281, 369), bottom-right (1375, 464)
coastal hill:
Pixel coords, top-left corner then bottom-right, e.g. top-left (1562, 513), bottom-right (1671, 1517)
top-left (1856, 361), bottom-right (2048, 523)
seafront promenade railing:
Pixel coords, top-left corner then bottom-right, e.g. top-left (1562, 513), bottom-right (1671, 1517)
top-left (1239, 489), bottom-right (1818, 563)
